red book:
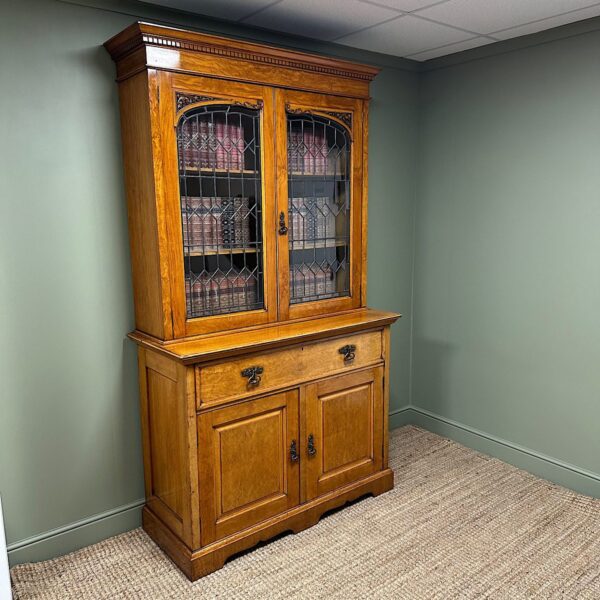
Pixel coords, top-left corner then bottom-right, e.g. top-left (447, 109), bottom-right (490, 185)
top-left (303, 130), bottom-right (314, 174)
top-left (236, 123), bottom-right (245, 170)
top-left (216, 121), bottom-right (225, 170)
top-left (199, 121), bottom-right (210, 169)
top-left (209, 122), bottom-right (219, 169)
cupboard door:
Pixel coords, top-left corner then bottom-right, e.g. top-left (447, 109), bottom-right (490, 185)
top-left (275, 89), bottom-right (365, 321)
top-left (158, 72), bottom-right (278, 337)
top-left (304, 368), bottom-right (383, 501)
top-left (197, 390), bottom-right (300, 543)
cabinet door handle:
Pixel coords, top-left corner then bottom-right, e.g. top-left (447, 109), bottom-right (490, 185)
top-left (241, 366), bottom-right (263, 386)
top-left (290, 439), bottom-right (299, 462)
top-left (338, 344), bottom-right (356, 363)
top-left (307, 434), bottom-right (317, 457)
top-left (278, 212), bottom-right (288, 235)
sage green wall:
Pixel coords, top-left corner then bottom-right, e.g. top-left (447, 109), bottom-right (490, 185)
top-left (413, 25), bottom-right (600, 496)
top-left (0, 0), bottom-right (417, 564)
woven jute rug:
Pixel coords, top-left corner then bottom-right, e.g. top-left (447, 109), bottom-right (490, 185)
top-left (10, 426), bottom-right (600, 599)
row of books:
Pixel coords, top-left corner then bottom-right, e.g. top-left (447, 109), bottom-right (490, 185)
top-left (288, 131), bottom-right (346, 176)
top-left (290, 264), bottom-right (337, 300)
top-left (186, 268), bottom-right (258, 316)
top-left (288, 130), bottom-right (327, 175)
top-left (290, 197), bottom-right (337, 249)
top-left (179, 120), bottom-right (245, 171)
top-left (182, 196), bottom-right (252, 251)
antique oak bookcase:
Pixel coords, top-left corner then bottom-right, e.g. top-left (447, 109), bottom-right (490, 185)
top-left (105, 22), bottom-right (400, 580)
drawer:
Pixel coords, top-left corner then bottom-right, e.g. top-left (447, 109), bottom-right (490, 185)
top-left (196, 330), bottom-right (383, 408)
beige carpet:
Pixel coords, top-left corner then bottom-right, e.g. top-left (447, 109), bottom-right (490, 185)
top-left (11, 426), bottom-right (600, 599)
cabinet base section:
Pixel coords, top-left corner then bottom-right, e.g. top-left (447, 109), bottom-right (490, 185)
top-left (143, 468), bottom-right (394, 581)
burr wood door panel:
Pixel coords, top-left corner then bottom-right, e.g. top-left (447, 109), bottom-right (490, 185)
top-left (197, 390), bottom-right (300, 543)
top-left (304, 368), bottom-right (383, 501)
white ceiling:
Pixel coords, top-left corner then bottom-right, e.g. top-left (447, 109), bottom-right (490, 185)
top-left (143, 0), bottom-right (600, 61)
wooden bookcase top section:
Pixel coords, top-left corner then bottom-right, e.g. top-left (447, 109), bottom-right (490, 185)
top-left (104, 21), bottom-right (380, 98)
top-left (129, 308), bottom-right (399, 364)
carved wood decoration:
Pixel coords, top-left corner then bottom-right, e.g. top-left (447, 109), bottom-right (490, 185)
top-left (176, 92), bottom-right (265, 112)
top-left (105, 22), bottom-right (399, 582)
top-left (285, 103), bottom-right (353, 129)
top-left (176, 92), bottom-right (217, 111)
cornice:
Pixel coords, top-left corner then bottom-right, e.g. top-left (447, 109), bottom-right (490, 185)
top-left (104, 22), bottom-right (380, 82)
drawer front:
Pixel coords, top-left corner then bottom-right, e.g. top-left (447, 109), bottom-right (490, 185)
top-left (196, 330), bottom-right (383, 408)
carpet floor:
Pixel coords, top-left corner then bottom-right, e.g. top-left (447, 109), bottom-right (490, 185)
top-left (10, 426), bottom-right (600, 599)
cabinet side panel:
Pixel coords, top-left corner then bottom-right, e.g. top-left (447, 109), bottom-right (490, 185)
top-left (118, 71), bottom-right (167, 338)
top-left (140, 350), bottom-right (187, 540)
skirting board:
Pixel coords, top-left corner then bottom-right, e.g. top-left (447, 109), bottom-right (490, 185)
top-left (7, 500), bottom-right (143, 566)
top-left (404, 406), bottom-right (600, 499)
top-left (8, 405), bottom-right (598, 566)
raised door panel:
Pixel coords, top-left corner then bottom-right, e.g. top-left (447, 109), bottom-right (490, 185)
top-left (156, 71), bottom-right (278, 338)
top-left (197, 390), bottom-right (300, 543)
top-left (304, 368), bottom-right (383, 501)
top-left (275, 89), bottom-right (365, 321)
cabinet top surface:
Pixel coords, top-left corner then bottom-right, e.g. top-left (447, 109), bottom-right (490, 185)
top-left (104, 21), bottom-right (380, 83)
top-left (130, 309), bottom-right (400, 364)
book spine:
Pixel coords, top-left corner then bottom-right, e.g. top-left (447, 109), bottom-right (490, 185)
top-left (200, 121), bottom-right (209, 169)
top-left (221, 197), bottom-right (234, 247)
top-left (216, 121), bottom-right (225, 170)
top-left (288, 131), bottom-right (297, 174)
top-left (234, 123), bottom-right (244, 171)
top-left (303, 130), bottom-right (313, 174)
top-left (209, 122), bottom-right (217, 169)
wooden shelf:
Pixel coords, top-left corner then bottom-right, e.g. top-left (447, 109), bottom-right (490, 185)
top-left (181, 167), bottom-right (257, 175)
top-left (186, 247), bottom-right (259, 256)
top-left (289, 172), bottom-right (349, 179)
top-left (290, 240), bottom-right (348, 250)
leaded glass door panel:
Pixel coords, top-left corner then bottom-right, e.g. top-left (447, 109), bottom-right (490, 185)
top-left (276, 90), bottom-right (364, 320)
top-left (159, 73), bottom-right (277, 337)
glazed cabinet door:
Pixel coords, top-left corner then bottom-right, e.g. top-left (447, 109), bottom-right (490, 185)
top-left (275, 89), bottom-right (365, 321)
top-left (197, 390), bottom-right (300, 543)
top-left (303, 368), bottom-right (383, 501)
top-left (157, 72), bottom-right (278, 337)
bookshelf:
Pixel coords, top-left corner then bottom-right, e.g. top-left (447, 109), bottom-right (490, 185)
top-left (105, 21), bottom-right (399, 583)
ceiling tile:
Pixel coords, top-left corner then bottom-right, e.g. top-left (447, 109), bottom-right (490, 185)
top-left (416, 0), bottom-right (600, 35)
top-left (336, 14), bottom-right (473, 56)
top-left (361, 0), bottom-right (452, 13)
top-left (141, 0), bottom-right (278, 21)
top-left (407, 36), bottom-right (493, 60)
top-left (243, 0), bottom-right (398, 40)
top-left (492, 4), bottom-right (600, 39)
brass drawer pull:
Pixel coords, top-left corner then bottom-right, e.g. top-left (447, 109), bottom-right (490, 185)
top-left (307, 434), bottom-right (317, 457)
top-left (338, 344), bottom-right (356, 363)
top-left (290, 439), bottom-right (299, 462)
top-left (241, 366), bottom-right (263, 386)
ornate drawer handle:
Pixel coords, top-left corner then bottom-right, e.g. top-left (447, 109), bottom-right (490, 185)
top-left (278, 212), bottom-right (288, 235)
top-left (241, 366), bottom-right (263, 386)
top-left (290, 439), bottom-right (299, 462)
top-left (338, 344), bottom-right (356, 363)
top-left (307, 434), bottom-right (317, 457)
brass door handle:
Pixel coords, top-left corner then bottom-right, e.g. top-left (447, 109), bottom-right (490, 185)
top-left (338, 344), bottom-right (356, 363)
top-left (290, 439), bottom-right (299, 462)
top-left (307, 434), bottom-right (317, 457)
top-left (278, 212), bottom-right (288, 235)
top-left (241, 366), bottom-right (263, 386)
